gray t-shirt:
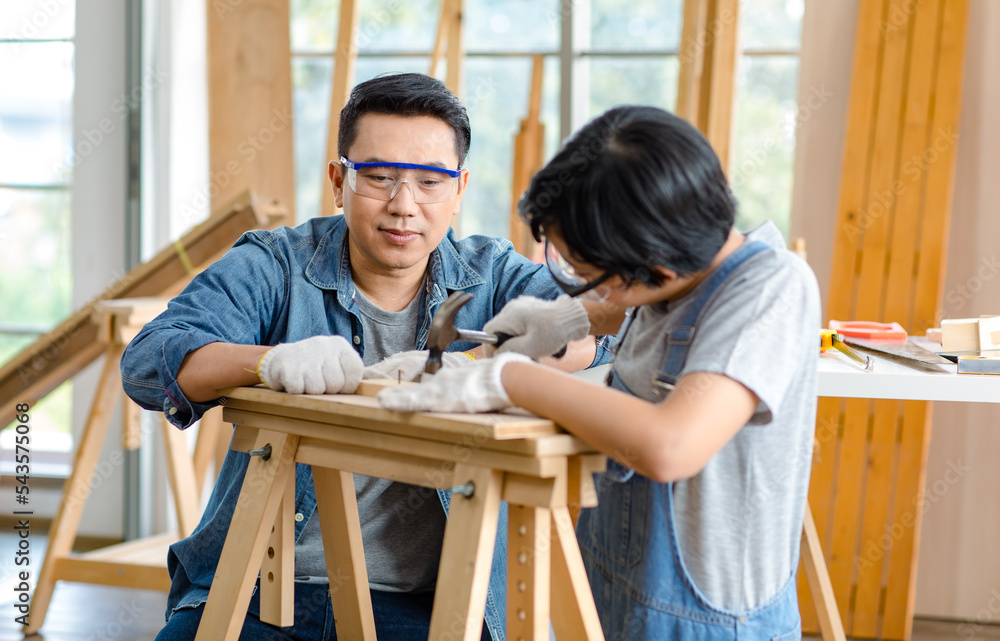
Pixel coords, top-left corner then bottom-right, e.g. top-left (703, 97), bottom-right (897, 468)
top-left (295, 281), bottom-right (447, 593)
top-left (612, 221), bottom-right (820, 611)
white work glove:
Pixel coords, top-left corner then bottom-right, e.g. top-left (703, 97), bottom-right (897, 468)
top-left (362, 350), bottom-right (475, 382)
top-left (257, 335), bottom-right (364, 395)
top-left (377, 353), bottom-right (531, 413)
top-left (483, 295), bottom-right (590, 359)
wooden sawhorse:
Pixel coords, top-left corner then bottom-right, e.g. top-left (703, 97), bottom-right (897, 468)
top-left (25, 298), bottom-right (227, 635)
top-left (193, 384), bottom-right (607, 641)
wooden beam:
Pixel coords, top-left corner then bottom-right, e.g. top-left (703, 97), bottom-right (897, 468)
top-left (207, 0), bottom-right (295, 215)
top-left (445, 0), bottom-right (465, 97)
top-left (510, 55), bottom-right (545, 258)
top-left (0, 191), bottom-right (286, 428)
top-left (320, 0), bottom-right (361, 217)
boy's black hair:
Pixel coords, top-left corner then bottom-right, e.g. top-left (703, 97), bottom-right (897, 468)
top-left (519, 105), bottom-right (736, 284)
top-left (338, 73), bottom-right (472, 167)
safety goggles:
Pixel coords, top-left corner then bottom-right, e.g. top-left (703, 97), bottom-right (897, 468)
top-left (543, 238), bottom-right (613, 302)
top-left (340, 156), bottom-right (463, 204)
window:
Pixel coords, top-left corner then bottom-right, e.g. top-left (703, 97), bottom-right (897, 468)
top-left (289, 0), bottom-right (804, 239)
top-left (0, 1), bottom-right (77, 467)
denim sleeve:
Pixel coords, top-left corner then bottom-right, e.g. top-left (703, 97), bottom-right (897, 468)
top-left (487, 239), bottom-right (613, 369)
top-left (120, 232), bottom-right (287, 429)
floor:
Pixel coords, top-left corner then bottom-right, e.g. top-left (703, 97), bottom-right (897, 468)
top-left (0, 533), bottom-right (995, 641)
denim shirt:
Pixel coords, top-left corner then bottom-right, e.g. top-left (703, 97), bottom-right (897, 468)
top-left (120, 215), bottom-right (612, 639)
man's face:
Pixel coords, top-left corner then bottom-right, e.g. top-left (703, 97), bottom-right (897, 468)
top-left (329, 113), bottom-right (468, 277)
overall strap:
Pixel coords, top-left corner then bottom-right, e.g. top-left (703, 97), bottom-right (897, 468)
top-left (652, 240), bottom-right (770, 396)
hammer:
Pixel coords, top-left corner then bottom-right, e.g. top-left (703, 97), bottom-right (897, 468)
top-left (424, 292), bottom-right (565, 376)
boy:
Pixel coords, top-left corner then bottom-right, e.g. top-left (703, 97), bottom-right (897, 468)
top-left (380, 105), bottom-right (820, 640)
top-left (121, 73), bottom-right (603, 640)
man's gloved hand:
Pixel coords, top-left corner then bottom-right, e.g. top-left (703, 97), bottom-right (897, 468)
top-left (377, 353), bottom-right (531, 413)
top-left (483, 295), bottom-right (590, 359)
top-left (258, 335), bottom-right (364, 395)
top-left (362, 350), bottom-right (474, 382)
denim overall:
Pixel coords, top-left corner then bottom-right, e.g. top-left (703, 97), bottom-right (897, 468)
top-left (576, 240), bottom-right (802, 641)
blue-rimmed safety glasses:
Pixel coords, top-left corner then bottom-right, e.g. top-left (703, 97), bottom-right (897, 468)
top-left (340, 156), bottom-right (464, 204)
top-left (543, 237), bottom-right (614, 302)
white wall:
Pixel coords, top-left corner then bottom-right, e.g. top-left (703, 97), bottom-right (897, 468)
top-left (69, 0), bottom-right (129, 538)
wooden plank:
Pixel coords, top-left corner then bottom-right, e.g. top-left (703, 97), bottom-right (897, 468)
top-left (194, 430), bottom-right (299, 641)
top-left (801, 506), bottom-right (847, 641)
top-left (428, 463), bottom-right (502, 641)
top-left (429, 0), bottom-right (450, 77)
top-left (445, 0), bottom-right (464, 97)
top-left (702, 0), bottom-right (739, 173)
top-left (313, 467), bottom-right (377, 640)
top-left (320, 0), bottom-right (360, 217)
top-left (224, 408), bottom-right (564, 479)
top-left (23, 344), bottom-right (125, 636)
top-left (223, 385), bottom-right (560, 440)
top-left (193, 406), bottom-right (225, 492)
top-left (507, 505), bottom-right (551, 641)
top-left (207, 0), bottom-right (295, 214)
top-left (259, 471), bottom-right (296, 627)
top-left (676, 0), bottom-right (708, 123)
top-left (502, 472), bottom-right (566, 509)
top-left (510, 55), bottom-right (545, 258)
top-left (550, 506), bottom-right (605, 640)
top-left (74, 531), bottom-right (178, 562)
top-left (0, 191), bottom-right (286, 427)
top-left (826, 0), bottom-right (888, 323)
top-left (161, 415), bottom-right (201, 539)
top-left (882, 400), bottom-right (933, 639)
top-left (296, 438), bottom-right (454, 490)
top-left (53, 558), bottom-right (172, 592)
top-left (826, 397), bottom-right (871, 630)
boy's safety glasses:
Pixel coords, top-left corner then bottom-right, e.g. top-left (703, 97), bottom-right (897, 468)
top-left (543, 238), bottom-right (614, 302)
top-left (340, 157), bottom-right (464, 204)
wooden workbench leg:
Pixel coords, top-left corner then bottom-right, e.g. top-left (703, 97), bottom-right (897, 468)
top-left (550, 506), bottom-right (605, 641)
top-left (508, 505), bottom-right (551, 640)
top-left (801, 505), bottom-right (846, 641)
top-left (259, 468), bottom-right (295, 627)
top-left (194, 430), bottom-right (299, 641)
top-left (312, 467), bottom-right (377, 641)
top-left (24, 344), bottom-right (125, 636)
top-left (193, 406), bottom-right (225, 492)
top-left (161, 415), bottom-right (201, 538)
top-left (429, 464), bottom-right (503, 641)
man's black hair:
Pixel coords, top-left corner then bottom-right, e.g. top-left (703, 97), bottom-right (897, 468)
top-left (519, 105), bottom-right (737, 284)
top-left (338, 73), bottom-right (472, 167)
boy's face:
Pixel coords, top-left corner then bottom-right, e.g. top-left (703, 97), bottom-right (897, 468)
top-left (329, 113), bottom-right (468, 277)
top-left (546, 231), bottom-right (694, 307)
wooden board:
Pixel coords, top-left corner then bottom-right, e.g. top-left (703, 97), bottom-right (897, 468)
top-left (207, 0), bottom-right (295, 215)
top-left (799, 0), bottom-right (971, 638)
top-left (320, 0), bottom-right (360, 217)
top-left (510, 55), bottom-right (545, 259)
top-left (0, 191), bottom-right (286, 428)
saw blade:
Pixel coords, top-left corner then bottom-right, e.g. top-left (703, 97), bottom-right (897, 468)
top-left (842, 337), bottom-right (952, 373)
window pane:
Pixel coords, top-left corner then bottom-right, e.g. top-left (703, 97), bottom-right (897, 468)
top-left (0, 1), bottom-right (75, 40)
top-left (466, 0), bottom-right (559, 52)
top-left (293, 57), bottom-right (334, 222)
top-left (591, 0), bottom-right (682, 51)
top-left (586, 56), bottom-right (678, 119)
top-left (290, 0), bottom-right (340, 52)
top-left (461, 56), bottom-right (559, 240)
top-left (0, 42), bottom-right (74, 185)
top-left (741, 0), bottom-right (803, 51)
top-left (731, 55), bottom-right (799, 238)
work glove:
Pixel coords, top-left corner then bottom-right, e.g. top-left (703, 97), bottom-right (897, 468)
top-left (362, 350), bottom-right (475, 382)
top-left (483, 295), bottom-right (590, 359)
top-left (257, 335), bottom-right (364, 395)
top-left (377, 353), bottom-right (531, 413)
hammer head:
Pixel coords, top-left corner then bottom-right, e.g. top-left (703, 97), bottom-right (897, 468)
top-left (425, 291), bottom-right (473, 375)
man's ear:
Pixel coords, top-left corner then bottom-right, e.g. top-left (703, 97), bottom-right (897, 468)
top-left (450, 168), bottom-right (470, 217)
top-left (329, 160), bottom-right (345, 209)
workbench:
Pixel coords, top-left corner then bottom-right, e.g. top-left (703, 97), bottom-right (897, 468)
top-left (193, 383), bottom-right (608, 641)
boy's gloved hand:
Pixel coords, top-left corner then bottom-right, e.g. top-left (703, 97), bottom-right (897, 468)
top-left (363, 350), bottom-right (474, 382)
top-left (377, 353), bottom-right (531, 413)
top-left (258, 335), bottom-right (364, 395)
top-left (484, 295), bottom-right (590, 358)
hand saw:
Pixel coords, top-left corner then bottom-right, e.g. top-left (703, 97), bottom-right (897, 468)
top-left (828, 320), bottom-right (953, 374)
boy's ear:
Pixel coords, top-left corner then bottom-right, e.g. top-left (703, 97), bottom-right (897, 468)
top-left (329, 161), bottom-right (345, 208)
top-left (450, 168), bottom-right (470, 217)
top-left (653, 266), bottom-right (678, 283)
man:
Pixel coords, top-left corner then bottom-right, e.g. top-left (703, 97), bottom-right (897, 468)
top-left (122, 73), bottom-right (606, 640)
